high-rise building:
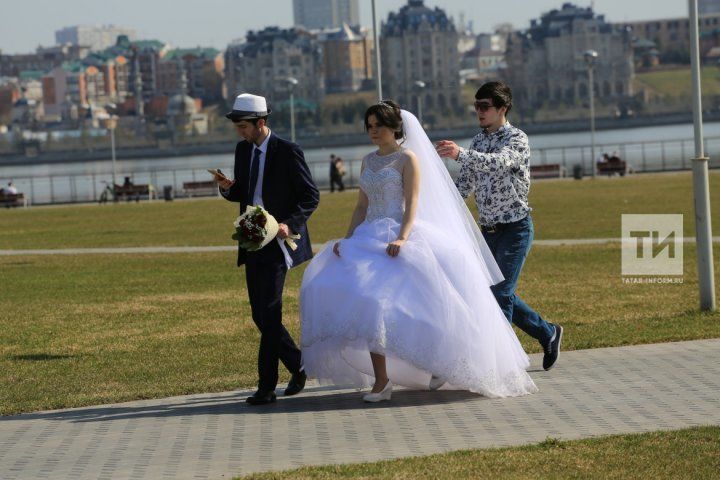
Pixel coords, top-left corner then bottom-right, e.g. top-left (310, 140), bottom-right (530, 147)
top-left (700, 0), bottom-right (720, 15)
top-left (55, 25), bottom-right (137, 52)
top-left (104, 36), bottom-right (170, 104)
top-left (0, 44), bottom-right (89, 78)
top-left (318, 24), bottom-right (373, 93)
top-left (157, 48), bottom-right (224, 103)
top-left (619, 12), bottom-right (720, 61)
top-left (224, 27), bottom-right (325, 107)
top-left (293, 0), bottom-right (359, 30)
top-left (476, 24), bottom-right (513, 53)
top-left (380, 0), bottom-right (461, 114)
top-left (42, 63), bottom-right (90, 119)
top-left (0, 80), bottom-right (22, 123)
top-left (505, 3), bottom-right (634, 108)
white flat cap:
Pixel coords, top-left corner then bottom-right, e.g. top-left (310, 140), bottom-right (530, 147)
top-left (226, 93), bottom-right (272, 121)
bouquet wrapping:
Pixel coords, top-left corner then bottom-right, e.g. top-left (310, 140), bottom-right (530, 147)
top-left (232, 205), bottom-right (300, 251)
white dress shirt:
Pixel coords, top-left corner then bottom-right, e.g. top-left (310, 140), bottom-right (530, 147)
top-left (248, 131), bottom-right (294, 269)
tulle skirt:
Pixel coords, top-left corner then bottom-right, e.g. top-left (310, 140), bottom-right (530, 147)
top-left (299, 217), bottom-right (538, 398)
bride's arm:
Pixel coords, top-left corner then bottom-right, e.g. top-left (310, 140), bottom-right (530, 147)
top-left (344, 189), bottom-right (369, 238)
top-left (333, 182), bottom-right (369, 257)
top-left (387, 151), bottom-right (420, 257)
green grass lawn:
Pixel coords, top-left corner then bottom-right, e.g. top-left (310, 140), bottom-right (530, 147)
top-left (1, 241), bottom-right (718, 415)
top-left (635, 67), bottom-right (720, 98)
top-left (0, 171), bottom-right (718, 249)
top-left (528, 172), bottom-right (720, 240)
top-left (238, 426), bottom-right (720, 480)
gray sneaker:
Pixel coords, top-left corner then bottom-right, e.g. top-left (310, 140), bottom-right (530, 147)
top-left (543, 324), bottom-right (563, 371)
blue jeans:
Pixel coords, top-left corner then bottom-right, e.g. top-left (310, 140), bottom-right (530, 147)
top-left (482, 215), bottom-right (555, 346)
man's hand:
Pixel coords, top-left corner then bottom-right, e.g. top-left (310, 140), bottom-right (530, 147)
top-left (211, 172), bottom-right (234, 190)
top-left (435, 140), bottom-right (461, 161)
top-left (277, 223), bottom-right (291, 240)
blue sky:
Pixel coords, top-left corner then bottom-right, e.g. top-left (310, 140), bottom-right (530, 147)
top-left (1, 0), bottom-right (688, 54)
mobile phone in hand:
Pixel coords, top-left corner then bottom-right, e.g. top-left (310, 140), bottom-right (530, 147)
top-left (207, 168), bottom-right (228, 181)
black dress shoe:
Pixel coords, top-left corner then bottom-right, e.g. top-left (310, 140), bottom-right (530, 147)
top-left (284, 370), bottom-right (307, 396)
top-left (246, 390), bottom-right (277, 405)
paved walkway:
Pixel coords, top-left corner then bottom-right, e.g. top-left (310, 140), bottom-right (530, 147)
top-left (1, 339), bottom-right (719, 479)
top-left (2, 237), bottom-right (719, 256)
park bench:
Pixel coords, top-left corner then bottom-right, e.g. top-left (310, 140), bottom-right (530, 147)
top-left (183, 181), bottom-right (219, 198)
top-left (114, 184), bottom-right (155, 202)
top-left (530, 164), bottom-right (566, 179)
top-left (0, 192), bottom-right (27, 208)
top-left (597, 160), bottom-right (629, 176)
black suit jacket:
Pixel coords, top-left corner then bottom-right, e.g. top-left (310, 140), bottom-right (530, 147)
top-left (221, 133), bottom-right (320, 267)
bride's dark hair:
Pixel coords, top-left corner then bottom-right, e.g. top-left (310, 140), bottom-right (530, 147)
top-left (364, 100), bottom-right (404, 140)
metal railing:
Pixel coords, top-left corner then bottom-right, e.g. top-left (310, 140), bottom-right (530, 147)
top-left (2, 135), bottom-right (719, 206)
top-left (533, 136), bottom-right (720, 174)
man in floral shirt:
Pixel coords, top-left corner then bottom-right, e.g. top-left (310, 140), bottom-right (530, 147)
top-left (436, 81), bottom-right (562, 370)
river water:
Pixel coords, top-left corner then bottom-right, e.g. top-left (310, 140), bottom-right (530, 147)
top-left (2, 121), bottom-right (720, 205)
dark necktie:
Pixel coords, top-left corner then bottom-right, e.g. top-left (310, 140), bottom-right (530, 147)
top-left (248, 147), bottom-right (261, 202)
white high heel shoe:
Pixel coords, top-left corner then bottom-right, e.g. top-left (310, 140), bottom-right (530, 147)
top-left (429, 375), bottom-right (446, 391)
top-left (362, 380), bottom-right (393, 402)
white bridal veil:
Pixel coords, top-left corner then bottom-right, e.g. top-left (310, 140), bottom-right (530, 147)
top-left (400, 109), bottom-right (504, 285)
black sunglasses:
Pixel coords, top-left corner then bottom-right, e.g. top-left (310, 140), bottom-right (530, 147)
top-left (473, 101), bottom-right (496, 112)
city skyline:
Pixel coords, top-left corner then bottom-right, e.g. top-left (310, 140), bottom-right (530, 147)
top-left (1, 0), bottom-right (688, 54)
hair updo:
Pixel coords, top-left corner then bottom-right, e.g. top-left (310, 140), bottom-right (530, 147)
top-left (364, 100), bottom-right (404, 140)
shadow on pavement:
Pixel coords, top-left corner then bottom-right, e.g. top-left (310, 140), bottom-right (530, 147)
top-left (2, 388), bottom-right (486, 423)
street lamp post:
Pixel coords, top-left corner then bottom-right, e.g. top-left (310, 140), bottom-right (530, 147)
top-left (414, 80), bottom-right (426, 125)
top-left (103, 103), bottom-right (118, 192)
top-left (110, 118), bottom-right (117, 188)
top-left (279, 77), bottom-right (299, 142)
top-left (103, 114), bottom-right (118, 190)
top-left (289, 88), bottom-right (296, 143)
top-left (688, 0), bottom-right (716, 311)
top-left (372, 0), bottom-right (382, 101)
top-left (584, 50), bottom-right (598, 179)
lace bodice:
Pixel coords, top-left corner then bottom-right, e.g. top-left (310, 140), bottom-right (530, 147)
top-left (360, 149), bottom-right (406, 222)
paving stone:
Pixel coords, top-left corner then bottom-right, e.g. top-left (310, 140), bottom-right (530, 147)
top-left (1, 339), bottom-right (719, 479)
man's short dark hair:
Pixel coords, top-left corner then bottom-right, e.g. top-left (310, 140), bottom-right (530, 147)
top-left (475, 81), bottom-right (513, 114)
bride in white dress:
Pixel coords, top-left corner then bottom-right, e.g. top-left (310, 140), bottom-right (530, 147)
top-left (300, 101), bottom-right (537, 402)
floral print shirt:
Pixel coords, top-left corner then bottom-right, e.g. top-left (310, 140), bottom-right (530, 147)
top-left (455, 122), bottom-right (532, 226)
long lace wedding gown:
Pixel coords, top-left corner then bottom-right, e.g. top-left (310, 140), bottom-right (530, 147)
top-left (299, 147), bottom-right (538, 398)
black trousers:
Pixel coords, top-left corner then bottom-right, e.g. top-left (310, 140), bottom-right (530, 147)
top-left (245, 254), bottom-right (302, 392)
top-left (330, 174), bottom-right (345, 192)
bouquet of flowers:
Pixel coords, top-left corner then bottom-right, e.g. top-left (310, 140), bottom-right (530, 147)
top-left (232, 205), bottom-right (300, 251)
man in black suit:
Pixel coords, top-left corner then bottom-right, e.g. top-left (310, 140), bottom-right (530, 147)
top-left (213, 93), bottom-right (319, 405)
